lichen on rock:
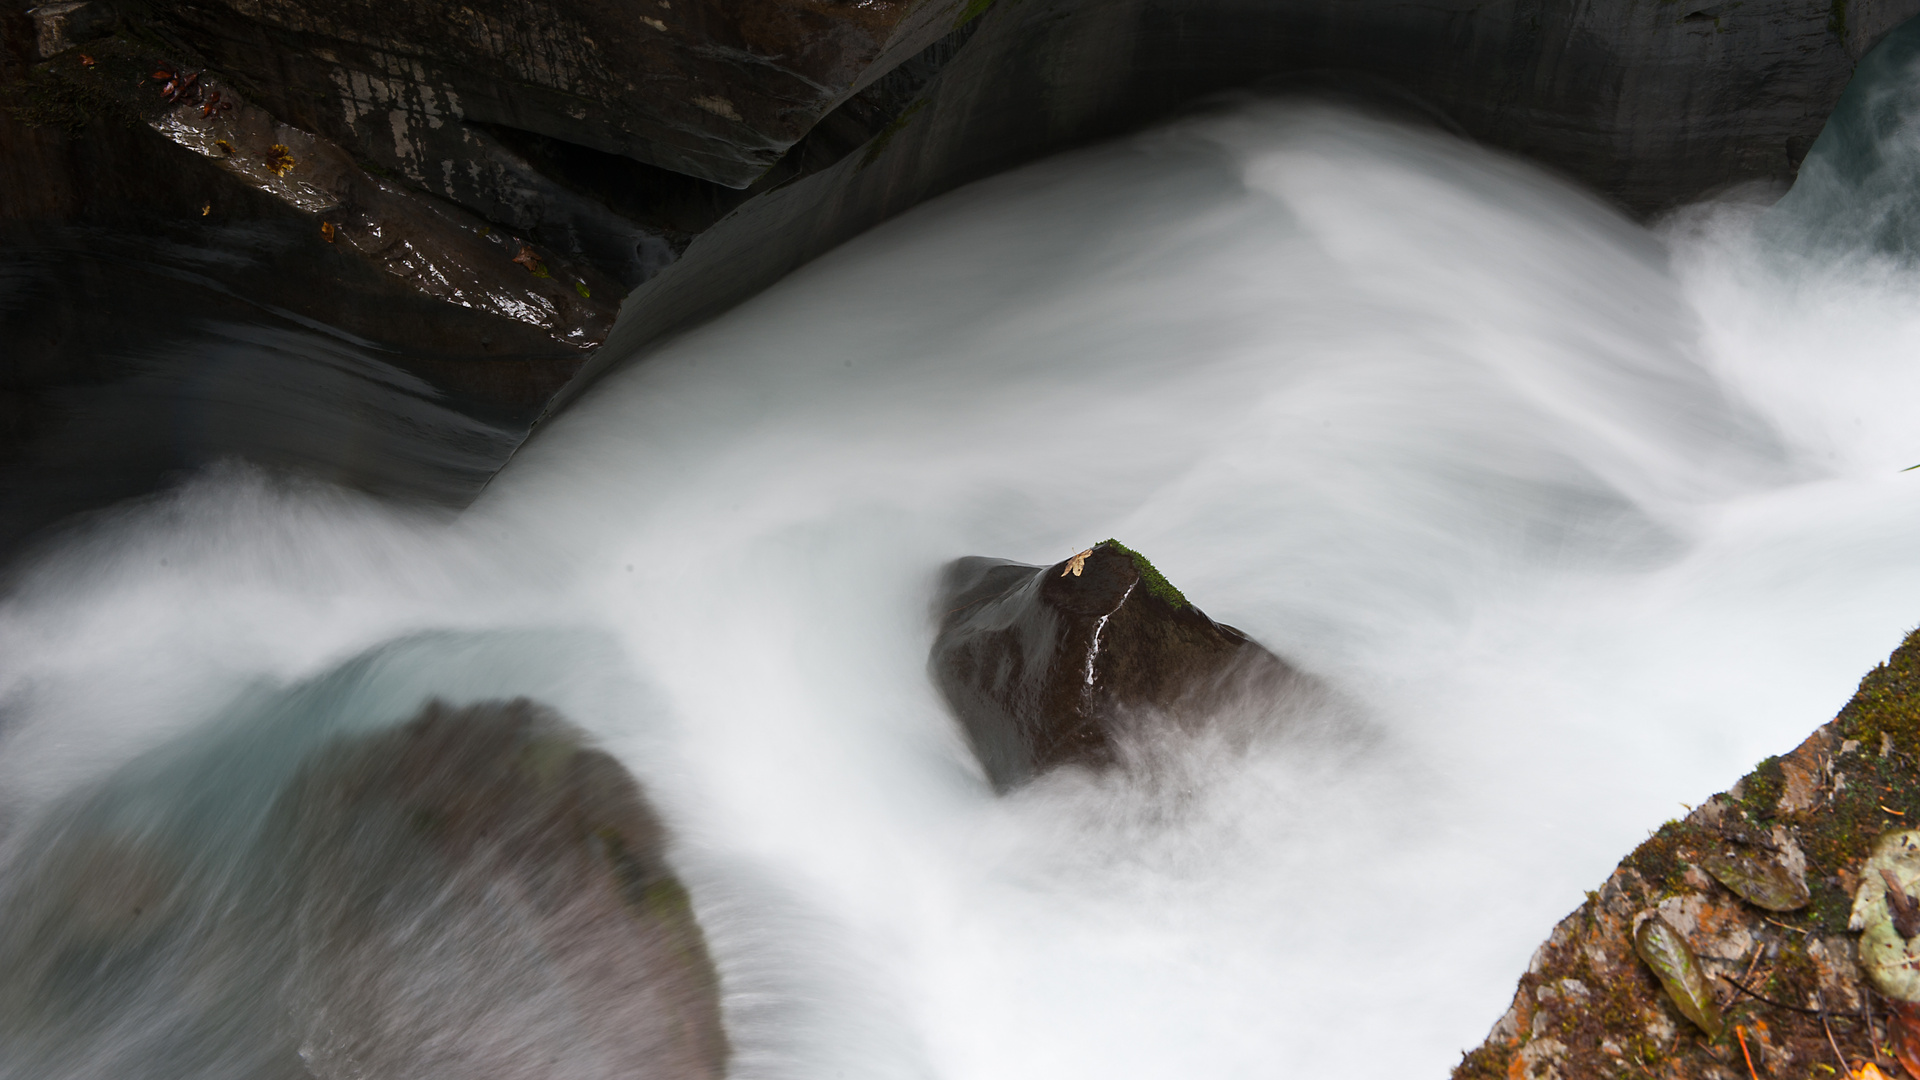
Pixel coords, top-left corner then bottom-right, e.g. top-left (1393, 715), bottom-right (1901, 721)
top-left (1455, 627), bottom-right (1920, 1080)
top-left (1852, 830), bottom-right (1920, 1002)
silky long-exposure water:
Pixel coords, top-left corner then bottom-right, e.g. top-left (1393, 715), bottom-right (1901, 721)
top-left (9, 84), bottom-right (1920, 1079)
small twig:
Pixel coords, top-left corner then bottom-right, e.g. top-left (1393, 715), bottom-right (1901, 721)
top-left (1763, 916), bottom-right (1810, 935)
top-left (1720, 973), bottom-right (1838, 1016)
top-left (1865, 986), bottom-right (1886, 1063)
top-left (1824, 998), bottom-right (1854, 1076)
top-left (1885, 805), bottom-right (1908, 816)
top-left (1736, 1024), bottom-right (1762, 1080)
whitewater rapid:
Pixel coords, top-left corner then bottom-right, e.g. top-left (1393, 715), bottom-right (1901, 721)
top-left (10, 95), bottom-right (1920, 1079)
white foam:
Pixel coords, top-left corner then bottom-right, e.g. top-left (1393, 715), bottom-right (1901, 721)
top-left (7, 102), bottom-right (1920, 1078)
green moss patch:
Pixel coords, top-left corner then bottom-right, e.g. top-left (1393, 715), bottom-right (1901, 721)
top-left (954, 0), bottom-right (997, 29)
top-left (1099, 539), bottom-right (1190, 609)
top-left (1836, 627), bottom-right (1920, 756)
top-left (1621, 818), bottom-right (1712, 894)
top-left (4, 55), bottom-right (140, 134)
top-left (1738, 755), bottom-right (1785, 823)
top-left (1453, 627), bottom-right (1920, 1079)
top-left (858, 98), bottom-right (928, 169)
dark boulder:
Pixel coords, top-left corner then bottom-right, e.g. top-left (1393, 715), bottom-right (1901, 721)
top-left (931, 540), bottom-right (1295, 791)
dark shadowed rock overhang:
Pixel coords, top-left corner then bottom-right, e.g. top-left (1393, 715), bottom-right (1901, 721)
top-left (6, 0), bottom-right (1919, 553)
top-left (548, 0), bottom-right (1920, 419)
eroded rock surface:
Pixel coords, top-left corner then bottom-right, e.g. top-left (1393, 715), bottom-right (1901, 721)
top-left (0, 695), bottom-right (727, 1080)
top-left (931, 540), bottom-right (1295, 791)
top-left (147, 0), bottom-right (976, 189)
top-left (0, 0), bottom-right (979, 548)
top-left (1456, 630), bottom-right (1920, 1080)
top-left (269, 698), bottom-right (728, 1080)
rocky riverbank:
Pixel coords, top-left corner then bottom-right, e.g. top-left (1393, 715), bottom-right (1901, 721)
top-left (1455, 630), bottom-right (1920, 1080)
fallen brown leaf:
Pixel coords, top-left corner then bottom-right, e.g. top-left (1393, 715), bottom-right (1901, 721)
top-left (511, 244), bottom-right (546, 275)
top-left (262, 144), bottom-right (295, 177)
top-left (1891, 1000), bottom-right (1920, 1080)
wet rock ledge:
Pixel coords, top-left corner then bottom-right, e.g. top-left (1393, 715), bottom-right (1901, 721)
top-left (1455, 630), bottom-right (1920, 1080)
top-left (8, 0), bottom-right (1920, 550)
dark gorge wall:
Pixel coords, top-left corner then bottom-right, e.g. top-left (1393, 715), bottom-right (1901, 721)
top-left (3, 0), bottom-right (1914, 549)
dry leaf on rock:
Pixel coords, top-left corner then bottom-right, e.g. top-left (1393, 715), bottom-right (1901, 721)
top-left (1704, 850), bottom-right (1811, 911)
top-left (1634, 912), bottom-right (1725, 1039)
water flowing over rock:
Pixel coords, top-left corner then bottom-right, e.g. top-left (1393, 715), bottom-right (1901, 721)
top-left (930, 540), bottom-right (1296, 791)
top-left (7, 0), bottom-right (1920, 548)
top-left (269, 699), bottom-right (729, 1080)
top-left (1455, 630), bottom-right (1920, 1080)
top-left (0, 694), bottom-right (727, 1080)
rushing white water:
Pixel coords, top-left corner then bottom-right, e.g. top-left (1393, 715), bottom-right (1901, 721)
top-left (10, 86), bottom-right (1920, 1079)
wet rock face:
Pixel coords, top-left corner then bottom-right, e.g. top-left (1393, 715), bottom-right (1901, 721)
top-left (0, 0), bottom-right (975, 551)
top-left (148, 0), bottom-right (972, 189)
top-left (931, 541), bottom-right (1295, 791)
top-left (8, 0), bottom-right (1920, 553)
top-left (1455, 629), bottom-right (1920, 1080)
top-left (269, 699), bottom-right (729, 1080)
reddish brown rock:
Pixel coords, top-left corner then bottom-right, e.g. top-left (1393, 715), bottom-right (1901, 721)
top-left (931, 540), bottom-right (1296, 791)
top-left (1455, 631), bottom-right (1920, 1080)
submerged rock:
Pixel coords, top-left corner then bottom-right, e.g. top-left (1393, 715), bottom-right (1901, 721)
top-left (0, 693), bottom-right (728, 1080)
top-left (930, 540), bottom-right (1295, 791)
top-left (1455, 630), bottom-right (1920, 1080)
top-left (268, 698), bottom-right (729, 1080)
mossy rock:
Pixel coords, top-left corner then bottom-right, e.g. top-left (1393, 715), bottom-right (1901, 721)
top-left (1455, 625), bottom-right (1920, 1080)
top-left (930, 541), bottom-right (1295, 790)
